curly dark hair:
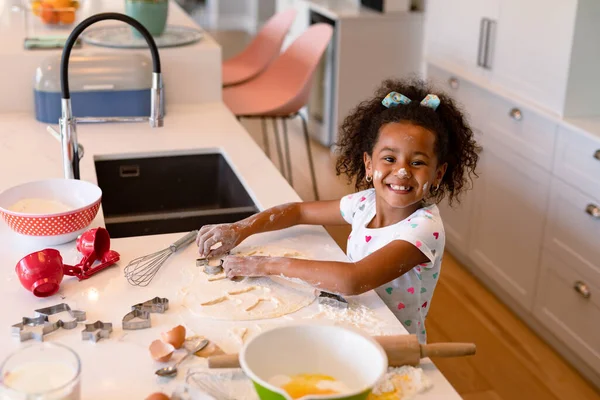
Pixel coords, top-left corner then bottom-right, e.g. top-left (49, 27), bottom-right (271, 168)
top-left (335, 77), bottom-right (480, 205)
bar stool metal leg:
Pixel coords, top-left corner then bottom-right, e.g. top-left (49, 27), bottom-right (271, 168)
top-left (298, 113), bottom-right (319, 200)
top-left (281, 118), bottom-right (293, 185)
top-left (260, 117), bottom-right (270, 158)
top-left (271, 118), bottom-right (286, 178)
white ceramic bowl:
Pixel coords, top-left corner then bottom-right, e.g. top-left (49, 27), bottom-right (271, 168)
top-left (0, 179), bottom-right (102, 246)
top-left (240, 324), bottom-right (388, 400)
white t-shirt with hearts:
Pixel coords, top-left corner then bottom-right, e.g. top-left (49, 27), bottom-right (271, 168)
top-left (340, 188), bottom-right (445, 343)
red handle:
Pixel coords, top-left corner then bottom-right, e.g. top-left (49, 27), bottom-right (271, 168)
top-left (82, 251), bottom-right (120, 278)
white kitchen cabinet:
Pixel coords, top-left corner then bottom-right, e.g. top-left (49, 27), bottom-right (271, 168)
top-left (424, 0), bottom-right (499, 78)
top-left (534, 250), bottom-right (600, 374)
top-left (553, 124), bottom-right (600, 202)
top-left (479, 86), bottom-right (558, 172)
top-left (437, 180), bottom-right (476, 260)
top-left (543, 177), bottom-right (600, 286)
top-left (468, 137), bottom-right (551, 311)
top-left (490, 0), bottom-right (577, 115)
top-left (425, 0), bottom-right (600, 117)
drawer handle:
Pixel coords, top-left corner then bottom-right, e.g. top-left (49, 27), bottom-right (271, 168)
top-left (119, 165), bottom-right (140, 178)
top-left (586, 204), bottom-right (600, 219)
top-left (448, 77), bottom-right (459, 89)
top-left (509, 108), bottom-right (523, 121)
top-left (594, 150), bottom-right (600, 161)
top-left (574, 281), bottom-right (591, 299)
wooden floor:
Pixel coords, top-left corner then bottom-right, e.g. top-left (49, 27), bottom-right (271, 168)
top-left (208, 28), bottom-right (600, 400)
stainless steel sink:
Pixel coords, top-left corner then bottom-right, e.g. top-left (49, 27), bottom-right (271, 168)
top-left (94, 152), bottom-right (258, 238)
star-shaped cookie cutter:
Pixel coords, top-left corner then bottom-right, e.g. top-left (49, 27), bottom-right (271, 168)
top-left (122, 309), bottom-right (151, 330)
top-left (11, 315), bottom-right (57, 342)
top-left (81, 321), bottom-right (113, 342)
top-left (34, 303), bottom-right (87, 330)
top-left (132, 297), bottom-right (169, 313)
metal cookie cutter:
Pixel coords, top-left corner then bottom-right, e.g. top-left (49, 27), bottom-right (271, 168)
top-left (197, 258), bottom-right (224, 275)
top-left (318, 291), bottom-right (349, 309)
top-left (34, 303), bottom-right (87, 330)
top-left (132, 297), bottom-right (169, 313)
top-left (11, 315), bottom-right (57, 342)
top-left (122, 309), bottom-right (151, 330)
top-left (82, 321), bottom-right (113, 342)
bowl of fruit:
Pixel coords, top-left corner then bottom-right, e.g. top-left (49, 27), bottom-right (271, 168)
top-left (30, 0), bottom-right (81, 26)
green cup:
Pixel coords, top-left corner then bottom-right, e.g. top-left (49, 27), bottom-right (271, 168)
top-left (125, 0), bottom-right (169, 37)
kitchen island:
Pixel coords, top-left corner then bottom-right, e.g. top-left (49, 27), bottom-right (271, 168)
top-left (0, 103), bottom-right (462, 398)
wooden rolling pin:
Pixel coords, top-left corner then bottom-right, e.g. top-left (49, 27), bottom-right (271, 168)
top-left (207, 334), bottom-right (476, 369)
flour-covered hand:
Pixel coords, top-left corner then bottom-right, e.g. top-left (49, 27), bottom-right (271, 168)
top-left (223, 255), bottom-right (271, 279)
top-left (196, 223), bottom-right (243, 257)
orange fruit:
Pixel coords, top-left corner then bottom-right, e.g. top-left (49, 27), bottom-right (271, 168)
top-left (40, 3), bottom-right (59, 24)
top-left (59, 10), bottom-right (75, 24)
top-left (70, 0), bottom-right (79, 10)
top-left (31, 0), bottom-right (42, 16)
top-left (45, 0), bottom-right (71, 10)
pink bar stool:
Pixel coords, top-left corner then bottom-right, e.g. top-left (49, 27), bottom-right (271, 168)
top-left (222, 8), bottom-right (297, 87)
top-left (223, 23), bottom-right (334, 200)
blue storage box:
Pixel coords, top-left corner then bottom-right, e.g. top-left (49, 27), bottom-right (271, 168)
top-left (34, 53), bottom-right (154, 124)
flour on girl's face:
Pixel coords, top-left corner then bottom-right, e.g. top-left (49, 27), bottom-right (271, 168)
top-left (374, 170), bottom-right (383, 181)
top-left (423, 182), bottom-right (429, 193)
top-left (395, 168), bottom-right (410, 178)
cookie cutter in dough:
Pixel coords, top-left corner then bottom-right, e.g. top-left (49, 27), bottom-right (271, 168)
top-left (197, 258), bottom-right (224, 275)
top-left (132, 296), bottom-right (169, 313)
top-left (11, 315), bottom-right (57, 342)
top-left (34, 303), bottom-right (87, 329)
top-left (81, 320), bottom-right (113, 342)
top-left (122, 309), bottom-right (151, 330)
top-left (318, 291), bottom-right (349, 309)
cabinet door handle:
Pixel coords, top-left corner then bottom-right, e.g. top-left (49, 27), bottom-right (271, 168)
top-left (477, 18), bottom-right (489, 67)
top-left (448, 77), bottom-right (459, 89)
top-left (509, 108), bottom-right (523, 121)
top-left (574, 281), bottom-right (591, 299)
top-left (586, 204), bottom-right (600, 219)
top-left (594, 150), bottom-right (600, 161)
top-left (483, 19), bottom-right (496, 69)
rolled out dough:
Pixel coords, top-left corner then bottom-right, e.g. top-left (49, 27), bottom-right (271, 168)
top-left (181, 246), bottom-right (317, 321)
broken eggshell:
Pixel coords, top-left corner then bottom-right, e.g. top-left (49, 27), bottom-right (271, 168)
top-left (145, 393), bottom-right (170, 400)
top-left (149, 339), bottom-right (175, 362)
top-left (161, 325), bottom-right (186, 349)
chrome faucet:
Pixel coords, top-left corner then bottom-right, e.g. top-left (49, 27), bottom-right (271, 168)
top-left (58, 13), bottom-right (164, 179)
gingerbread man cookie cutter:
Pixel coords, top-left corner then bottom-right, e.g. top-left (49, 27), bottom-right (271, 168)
top-left (34, 303), bottom-right (87, 330)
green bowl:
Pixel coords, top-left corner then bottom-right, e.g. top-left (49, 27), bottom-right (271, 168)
top-left (239, 324), bottom-right (388, 400)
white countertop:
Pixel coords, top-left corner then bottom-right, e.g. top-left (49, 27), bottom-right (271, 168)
top-left (0, 104), bottom-right (461, 399)
top-left (0, 0), bottom-right (222, 114)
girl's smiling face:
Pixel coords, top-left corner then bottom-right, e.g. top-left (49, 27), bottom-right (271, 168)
top-left (364, 122), bottom-right (447, 214)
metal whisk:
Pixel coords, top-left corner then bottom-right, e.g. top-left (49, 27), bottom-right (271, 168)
top-left (124, 230), bottom-right (198, 287)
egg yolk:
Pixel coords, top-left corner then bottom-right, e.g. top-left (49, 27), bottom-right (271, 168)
top-left (282, 374), bottom-right (339, 399)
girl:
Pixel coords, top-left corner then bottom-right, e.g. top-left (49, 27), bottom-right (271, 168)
top-left (196, 78), bottom-right (479, 342)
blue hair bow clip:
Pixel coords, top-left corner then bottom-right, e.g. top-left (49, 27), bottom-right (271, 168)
top-left (382, 91), bottom-right (440, 111)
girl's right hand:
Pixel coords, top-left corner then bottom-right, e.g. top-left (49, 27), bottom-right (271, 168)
top-left (196, 223), bottom-right (244, 258)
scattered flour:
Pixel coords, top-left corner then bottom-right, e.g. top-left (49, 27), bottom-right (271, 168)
top-left (306, 300), bottom-right (386, 335)
top-left (370, 366), bottom-right (433, 399)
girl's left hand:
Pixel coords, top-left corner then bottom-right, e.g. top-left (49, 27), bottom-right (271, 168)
top-left (223, 255), bottom-right (271, 279)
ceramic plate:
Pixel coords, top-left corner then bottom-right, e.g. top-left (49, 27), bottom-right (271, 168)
top-left (80, 25), bottom-right (204, 49)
